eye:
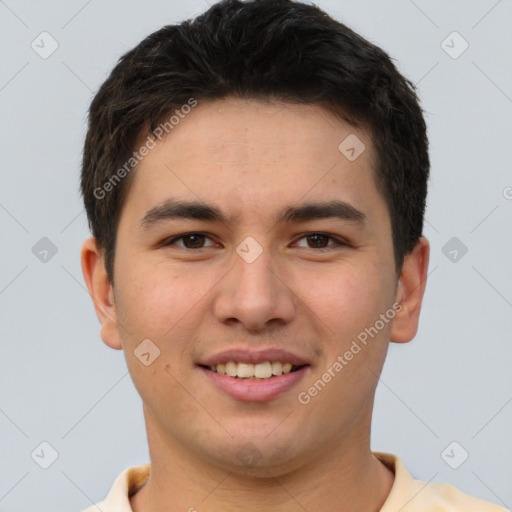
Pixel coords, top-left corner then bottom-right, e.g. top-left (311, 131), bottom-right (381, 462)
top-left (162, 232), bottom-right (348, 251)
top-left (163, 233), bottom-right (216, 249)
top-left (294, 232), bottom-right (347, 250)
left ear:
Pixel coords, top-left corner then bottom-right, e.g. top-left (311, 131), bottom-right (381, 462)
top-left (390, 237), bottom-right (430, 344)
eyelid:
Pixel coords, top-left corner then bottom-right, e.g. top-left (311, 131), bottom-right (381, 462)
top-left (163, 232), bottom-right (218, 249)
top-left (163, 231), bottom-right (349, 250)
top-left (293, 232), bottom-right (348, 249)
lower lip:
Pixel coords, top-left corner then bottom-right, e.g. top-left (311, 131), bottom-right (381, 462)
top-left (198, 366), bottom-right (309, 402)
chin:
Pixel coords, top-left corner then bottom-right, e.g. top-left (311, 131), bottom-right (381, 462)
top-left (196, 426), bottom-right (309, 476)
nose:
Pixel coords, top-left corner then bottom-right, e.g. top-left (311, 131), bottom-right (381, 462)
top-left (212, 245), bottom-right (297, 332)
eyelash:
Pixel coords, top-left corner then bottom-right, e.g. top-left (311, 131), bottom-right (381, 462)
top-left (162, 232), bottom-right (348, 251)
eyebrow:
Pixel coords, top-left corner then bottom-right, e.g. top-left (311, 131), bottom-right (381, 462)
top-left (139, 198), bottom-right (366, 229)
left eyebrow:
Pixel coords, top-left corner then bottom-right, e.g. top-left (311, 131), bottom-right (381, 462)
top-left (276, 199), bottom-right (366, 225)
top-left (139, 198), bottom-right (367, 229)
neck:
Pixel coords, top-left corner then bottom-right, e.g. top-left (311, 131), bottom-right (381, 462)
top-left (130, 408), bottom-right (394, 512)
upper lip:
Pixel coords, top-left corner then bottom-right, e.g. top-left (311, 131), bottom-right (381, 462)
top-left (198, 348), bottom-right (311, 367)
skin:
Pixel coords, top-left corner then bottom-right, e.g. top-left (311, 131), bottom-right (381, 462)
top-left (82, 98), bottom-right (429, 512)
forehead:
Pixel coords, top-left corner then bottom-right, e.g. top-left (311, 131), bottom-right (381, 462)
top-left (154, 98), bottom-right (370, 164)
top-left (124, 98), bottom-right (387, 231)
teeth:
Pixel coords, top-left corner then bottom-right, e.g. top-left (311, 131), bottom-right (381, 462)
top-left (208, 361), bottom-right (301, 379)
top-left (282, 363), bottom-right (292, 373)
top-left (255, 362), bottom-right (272, 378)
top-left (271, 362), bottom-right (283, 376)
top-left (225, 361), bottom-right (237, 377)
top-left (237, 363), bottom-right (254, 378)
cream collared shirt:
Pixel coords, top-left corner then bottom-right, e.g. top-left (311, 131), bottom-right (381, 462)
top-left (81, 452), bottom-right (508, 511)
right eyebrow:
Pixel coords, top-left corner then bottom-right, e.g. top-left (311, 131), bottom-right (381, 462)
top-left (140, 200), bottom-right (225, 229)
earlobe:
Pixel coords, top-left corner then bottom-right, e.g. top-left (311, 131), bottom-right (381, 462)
top-left (81, 237), bottom-right (123, 350)
top-left (389, 237), bottom-right (430, 344)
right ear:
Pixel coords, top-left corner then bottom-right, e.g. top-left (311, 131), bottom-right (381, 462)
top-left (81, 237), bottom-right (123, 350)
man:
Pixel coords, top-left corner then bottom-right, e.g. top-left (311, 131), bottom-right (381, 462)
top-left (79, 0), bottom-right (507, 510)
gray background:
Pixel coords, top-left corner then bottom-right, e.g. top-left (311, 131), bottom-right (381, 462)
top-left (1, 0), bottom-right (511, 511)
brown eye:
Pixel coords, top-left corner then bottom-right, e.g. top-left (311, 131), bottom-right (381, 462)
top-left (295, 232), bottom-right (346, 250)
top-left (164, 233), bottom-right (215, 249)
top-left (306, 234), bottom-right (330, 248)
top-left (181, 234), bottom-right (206, 248)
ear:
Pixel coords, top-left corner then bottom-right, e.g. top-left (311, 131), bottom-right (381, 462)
top-left (81, 237), bottom-right (123, 350)
top-left (390, 237), bottom-right (430, 344)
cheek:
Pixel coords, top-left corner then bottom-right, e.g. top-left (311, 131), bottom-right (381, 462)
top-left (116, 267), bottom-right (200, 391)
top-left (115, 263), bottom-right (185, 340)
top-left (300, 266), bottom-right (379, 332)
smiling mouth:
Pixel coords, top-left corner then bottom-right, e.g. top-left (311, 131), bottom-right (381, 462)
top-left (198, 361), bottom-right (309, 380)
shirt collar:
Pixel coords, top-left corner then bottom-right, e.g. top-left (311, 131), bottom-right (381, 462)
top-left (93, 452), bottom-right (492, 512)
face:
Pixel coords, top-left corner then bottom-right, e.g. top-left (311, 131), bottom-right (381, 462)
top-left (84, 98), bottom-right (425, 475)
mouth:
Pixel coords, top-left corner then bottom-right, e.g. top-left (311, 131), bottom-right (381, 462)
top-left (198, 361), bottom-right (309, 380)
top-left (196, 348), bottom-right (312, 401)
top-left (196, 349), bottom-right (312, 402)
